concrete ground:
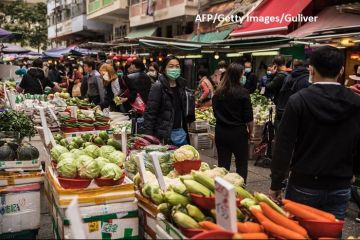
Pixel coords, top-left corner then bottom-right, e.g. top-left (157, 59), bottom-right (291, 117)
top-left (35, 143), bottom-right (360, 239)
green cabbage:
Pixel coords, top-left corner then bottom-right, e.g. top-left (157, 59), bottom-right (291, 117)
top-left (56, 157), bottom-right (77, 178)
top-left (58, 152), bottom-right (75, 163)
top-left (51, 145), bottom-right (69, 162)
top-left (99, 145), bottom-right (116, 159)
top-left (223, 172), bottom-right (244, 187)
top-left (70, 149), bottom-right (86, 159)
top-left (174, 145), bottom-right (200, 162)
top-left (77, 155), bottom-right (99, 179)
top-left (100, 163), bottom-right (123, 180)
top-left (83, 145), bottom-right (100, 158)
top-left (95, 157), bottom-right (111, 170)
top-left (107, 150), bottom-right (126, 167)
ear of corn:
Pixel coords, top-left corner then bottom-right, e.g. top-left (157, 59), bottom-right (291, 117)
top-left (191, 171), bottom-right (215, 191)
top-left (172, 211), bottom-right (201, 229)
top-left (183, 179), bottom-right (213, 197)
top-left (164, 190), bottom-right (190, 206)
top-left (186, 204), bottom-right (206, 222)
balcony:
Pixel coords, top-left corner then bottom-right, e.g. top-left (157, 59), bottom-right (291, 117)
top-left (87, 0), bottom-right (128, 23)
top-left (129, 0), bottom-right (198, 27)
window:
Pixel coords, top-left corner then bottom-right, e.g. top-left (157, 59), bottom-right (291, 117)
top-left (156, 27), bottom-right (162, 37)
top-left (115, 25), bottom-right (127, 39)
top-left (185, 22), bottom-right (193, 34)
top-left (166, 25), bottom-right (172, 38)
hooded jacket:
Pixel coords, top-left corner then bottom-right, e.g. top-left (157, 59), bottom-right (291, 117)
top-left (271, 84), bottom-right (360, 190)
top-left (19, 68), bottom-right (54, 94)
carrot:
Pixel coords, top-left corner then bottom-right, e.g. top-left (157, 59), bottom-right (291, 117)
top-left (250, 208), bottom-right (269, 223)
top-left (233, 233), bottom-right (268, 239)
top-left (282, 199), bottom-right (336, 222)
top-left (198, 221), bottom-right (224, 231)
top-left (284, 202), bottom-right (330, 222)
top-left (260, 202), bottom-right (308, 237)
top-left (261, 220), bottom-right (306, 240)
top-left (237, 222), bottom-right (263, 233)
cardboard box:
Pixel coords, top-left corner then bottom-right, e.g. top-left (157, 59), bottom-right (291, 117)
top-left (0, 172), bottom-right (43, 187)
top-left (156, 215), bottom-right (185, 240)
top-left (0, 183), bottom-right (41, 234)
top-left (0, 159), bottom-right (41, 170)
top-left (136, 191), bottom-right (158, 239)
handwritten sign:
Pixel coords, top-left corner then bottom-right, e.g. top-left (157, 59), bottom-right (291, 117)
top-left (136, 152), bottom-right (149, 183)
top-left (149, 151), bottom-right (166, 191)
top-left (215, 177), bottom-right (237, 232)
top-left (88, 221), bottom-right (99, 233)
top-left (121, 127), bottom-right (127, 154)
top-left (70, 106), bottom-right (78, 119)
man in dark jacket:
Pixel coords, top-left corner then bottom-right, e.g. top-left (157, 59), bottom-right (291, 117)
top-left (276, 59), bottom-right (311, 123)
top-left (270, 46), bottom-right (360, 220)
top-left (244, 61), bottom-right (258, 94)
top-left (123, 59), bottom-right (152, 112)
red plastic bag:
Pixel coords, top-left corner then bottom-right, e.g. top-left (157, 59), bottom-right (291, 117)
top-left (130, 93), bottom-right (146, 114)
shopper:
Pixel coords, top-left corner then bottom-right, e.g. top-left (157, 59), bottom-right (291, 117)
top-left (196, 69), bottom-right (214, 108)
top-left (83, 58), bottom-right (105, 108)
top-left (265, 55), bottom-right (289, 129)
top-left (48, 64), bottom-right (62, 83)
top-left (243, 61), bottom-right (258, 94)
top-left (212, 63), bottom-right (254, 181)
top-left (276, 59), bottom-right (311, 123)
top-left (67, 64), bottom-right (83, 97)
top-left (212, 60), bottom-right (227, 87)
top-left (259, 66), bottom-right (272, 96)
top-left (269, 46), bottom-right (360, 220)
top-left (147, 62), bottom-right (159, 84)
top-left (99, 63), bottom-right (121, 110)
top-left (17, 59), bottom-right (60, 94)
top-left (143, 55), bottom-right (195, 145)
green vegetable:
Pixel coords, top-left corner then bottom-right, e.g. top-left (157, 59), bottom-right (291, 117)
top-left (58, 152), bottom-right (75, 163)
top-left (254, 192), bottom-right (288, 217)
top-left (200, 162), bottom-right (210, 171)
top-left (150, 185), bottom-right (164, 204)
top-left (67, 143), bottom-right (79, 150)
top-left (223, 172), bottom-right (245, 187)
top-left (54, 134), bottom-right (63, 141)
top-left (98, 131), bottom-right (109, 141)
top-left (143, 145), bottom-right (168, 153)
top-left (83, 145), bottom-right (100, 158)
top-left (174, 145), bottom-right (200, 162)
top-left (77, 155), bottom-right (99, 179)
top-left (59, 139), bottom-right (69, 147)
top-left (100, 163), bottom-right (123, 180)
top-left (107, 139), bottom-right (122, 150)
top-left (0, 143), bottom-right (15, 161)
top-left (95, 157), bottom-right (111, 170)
top-left (93, 136), bottom-right (105, 145)
top-left (57, 157), bottom-right (77, 178)
top-left (72, 137), bottom-right (84, 147)
top-left (107, 150), bottom-right (126, 167)
top-left (51, 145), bottom-right (69, 162)
top-left (0, 110), bottom-right (36, 139)
top-left (81, 133), bottom-right (93, 142)
top-left (99, 145), bottom-right (116, 159)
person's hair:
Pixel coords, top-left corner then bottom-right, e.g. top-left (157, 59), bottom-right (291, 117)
top-left (286, 60), bottom-right (292, 68)
top-left (161, 55), bottom-right (180, 73)
top-left (198, 69), bottom-right (209, 78)
top-left (99, 63), bottom-right (118, 86)
top-left (218, 60), bottom-right (227, 69)
top-left (273, 55), bottom-right (286, 67)
top-left (310, 46), bottom-right (344, 78)
top-left (215, 63), bottom-right (244, 98)
top-left (84, 58), bottom-right (96, 70)
top-left (293, 59), bottom-right (304, 68)
top-left (148, 62), bottom-right (159, 72)
top-left (131, 59), bottom-right (145, 72)
top-left (32, 58), bottom-right (43, 68)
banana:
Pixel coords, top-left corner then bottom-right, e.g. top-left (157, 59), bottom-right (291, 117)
top-left (172, 211), bottom-right (201, 229)
top-left (186, 204), bottom-right (205, 222)
top-left (183, 180), bottom-right (213, 197)
top-left (191, 171), bottom-right (215, 191)
top-left (164, 191), bottom-right (189, 206)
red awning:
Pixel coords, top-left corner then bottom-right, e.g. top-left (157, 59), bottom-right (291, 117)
top-left (230, 0), bottom-right (312, 38)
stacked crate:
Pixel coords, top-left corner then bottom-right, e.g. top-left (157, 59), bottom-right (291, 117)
top-left (188, 121), bottom-right (213, 150)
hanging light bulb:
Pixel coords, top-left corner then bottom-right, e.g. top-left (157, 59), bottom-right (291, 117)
top-left (143, 57), bottom-right (147, 64)
top-left (150, 57), bottom-right (154, 62)
top-left (214, 52), bottom-right (220, 60)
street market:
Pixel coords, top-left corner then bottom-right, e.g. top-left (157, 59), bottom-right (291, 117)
top-left (1, 0), bottom-right (360, 239)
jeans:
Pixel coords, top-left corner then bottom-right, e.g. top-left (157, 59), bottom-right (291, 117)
top-left (286, 184), bottom-right (351, 220)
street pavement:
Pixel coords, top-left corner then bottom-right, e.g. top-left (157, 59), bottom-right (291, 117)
top-left (35, 145), bottom-right (360, 239)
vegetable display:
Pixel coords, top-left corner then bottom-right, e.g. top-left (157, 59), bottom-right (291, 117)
top-left (173, 145), bottom-right (200, 162)
top-left (100, 163), bottom-right (123, 180)
top-left (0, 110), bottom-right (36, 139)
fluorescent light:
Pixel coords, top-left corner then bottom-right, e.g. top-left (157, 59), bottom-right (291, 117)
top-left (139, 53), bottom-right (150, 57)
top-left (252, 51), bottom-right (279, 56)
top-left (177, 54), bottom-right (203, 59)
top-left (226, 53), bottom-right (243, 57)
top-left (239, 48), bottom-right (280, 54)
top-left (201, 50), bottom-right (215, 53)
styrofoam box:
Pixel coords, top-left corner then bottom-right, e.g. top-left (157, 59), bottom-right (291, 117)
top-left (0, 172), bottom-right (43, 187)
top-left (0, 183), bottom-right (41, 234)
top-left (156, 215), bottom-right (185, 240)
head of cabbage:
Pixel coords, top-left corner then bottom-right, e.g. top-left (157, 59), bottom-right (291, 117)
top-left (51, 145), bottom-right (69, 162)
top-left (100, 163), bottom-right (123, 180)
top-left (83, 145), bottom-right (100, 158)
top-left (107, 151), bottom-right (126, 167)
top-left (70, 149), bottom-right (87, 159)
top-left (95, 157), bottom-right (111, 170)
top-left (77, 155), bottom-right (100, 179)
top-left (58, 152), bottom-right (75, 163)
top-left (56, 157), bottom-right (77, 178)
top-left (174, 145), bottom-right (200, 162)
top-left (99, 145), bottom-right (116, 159)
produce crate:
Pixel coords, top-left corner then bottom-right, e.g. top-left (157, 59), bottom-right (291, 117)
top-left (189, 121), bottom-right (208, 132)
top-left (253, 124), bottom-right (265, 139)
top-left (46, 167), bottom-right (135, 208)
top-left (136, 192), bottom-right (158, 240)
top-left (50, 197), bottom-right (139, 240)
top-left (208, 124), bottom-right (215, 134)
top-left (0, 159), bottom-right (41, 171)
top-left (0, 183), bottom-right (41, 234)
top-left (156, 215), bottom-right (186, 240)
top-left (189, 133), bottom-right (212, 150)
top-left (0, 172), bottom-right (43, 187)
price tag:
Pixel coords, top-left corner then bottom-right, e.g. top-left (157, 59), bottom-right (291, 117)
top-left (121, 127), bottom-right (127, 154)
top-left (215, 177), bottom-right (237, 232)
top-left (136, 152), bottom-right (148, 183)
top-left (148, 152), bottom-right (166, 191)
top-left (260, 87), bottom-right (266, 95)
top-left (70, 106), bottom-right (78, 119)
top-left (48, 106), bottom-right (60, 126)
top-left (36, 106), bottom-right (50, 145)
top-left (88, 221), bottom-right (99, 233)
top-left (65, 197), bottom-right (87, 239)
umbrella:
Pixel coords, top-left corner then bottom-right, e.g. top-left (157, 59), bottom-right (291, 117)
top-left (42, 46), bottom-right (97, 58)
top-left (0, 28), bottom-right (12, 38)
top-left (1, 43), bottom-right (31, 54)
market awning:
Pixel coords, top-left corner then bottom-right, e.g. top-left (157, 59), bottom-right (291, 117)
top-left (230, 0), bottom-right (312, 38)
top-left (191, 30), bottom-right (231, 43)
top-left (139, 37), bottom-right (209, 51)
top-left (42, 47), bottom-right (97, 58)
top-left (0, 28), bottom-right (12, 38)
top-left (0, 43), bottom-right (31, 54)
top-left (290, 6), bottom-right (360, 39)
top-left (126, 26), bottom-right (157, 39)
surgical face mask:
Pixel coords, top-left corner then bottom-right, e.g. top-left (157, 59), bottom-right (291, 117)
top-left (308, 74), bottom-right (313, 83)
top-left (244, 68), bottom-right (252, 73)
top-left (241, 75), bottom-right (247, 85)
top-left (147, 71), bottom-right (157, 78)
top-left (117, 71), bottom-right (123, 77)
top-left (266, 71), bottom-right (272, 75)
top-left (219, 68), bottom-right (226, 73)
top-left (103, 73), bottom-right (110, 81)
top-left (166, 68), bottom-right (181, 80)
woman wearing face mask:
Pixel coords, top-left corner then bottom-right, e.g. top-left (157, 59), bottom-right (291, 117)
top-left (259, 66), bottom-right (273, 97)
top-left (99, 63), bottom-right (121, 111)
top-left (196, 69), bottom-right (215, 108)
top-left (143, 55), bottom-right (195, 145)
top-left (212, 63), bottom-right (254, 182)
top-left (147, 62), bottom-right (159, 84)
top-left (211, 60), bottom-right (227, 87)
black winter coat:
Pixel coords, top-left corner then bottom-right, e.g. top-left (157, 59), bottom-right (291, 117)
top-left (143, 75), bottom-right (195, 143)
top-left (124, 71), bottom-right (152, 104)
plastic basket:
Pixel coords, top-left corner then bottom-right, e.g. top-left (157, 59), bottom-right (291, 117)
top-left (189, 133), bottom-right (212, 150)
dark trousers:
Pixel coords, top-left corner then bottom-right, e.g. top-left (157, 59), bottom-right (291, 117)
top-left (286, 183), bottom-right (351, 220)
top-left (215, 124), bottom-right (249, 182)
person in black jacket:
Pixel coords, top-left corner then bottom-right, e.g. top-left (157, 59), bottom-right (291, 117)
top-left (143, 55), bottom-right (195, 145)
top-left (212, 63), bottom-right (254, 181)
top-left (243, 61), bottom-right (258, 94)
top-left (270, 46), bottom-right (360, 220)
top-left (123, 59), bottom-right (152, 112)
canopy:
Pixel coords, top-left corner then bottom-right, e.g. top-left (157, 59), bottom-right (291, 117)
top-left (0, 28), bottom-right (12, 38)
top-left (0, 43), bottom-right (31, 53)
top-left (191, 30), bottom-right (231, 43)
top-left (126, 26), bottom-right (157, 39)
top-left (230, 0), bottom-right (312, 37)
top-left (42, 46), bottom-right (97, 58)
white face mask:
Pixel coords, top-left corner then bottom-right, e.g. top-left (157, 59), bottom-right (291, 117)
top-left (219, 68), bottom-right (226, 73)
top-left (308, 74), bottom-right (313, 83)
top-left (147, 71), bottom-right (157, 77)
top-left (103, 73), bottom-right (110, 81)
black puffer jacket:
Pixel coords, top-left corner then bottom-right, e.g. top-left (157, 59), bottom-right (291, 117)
top-left (143, 75), bottom-right (195, 143)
